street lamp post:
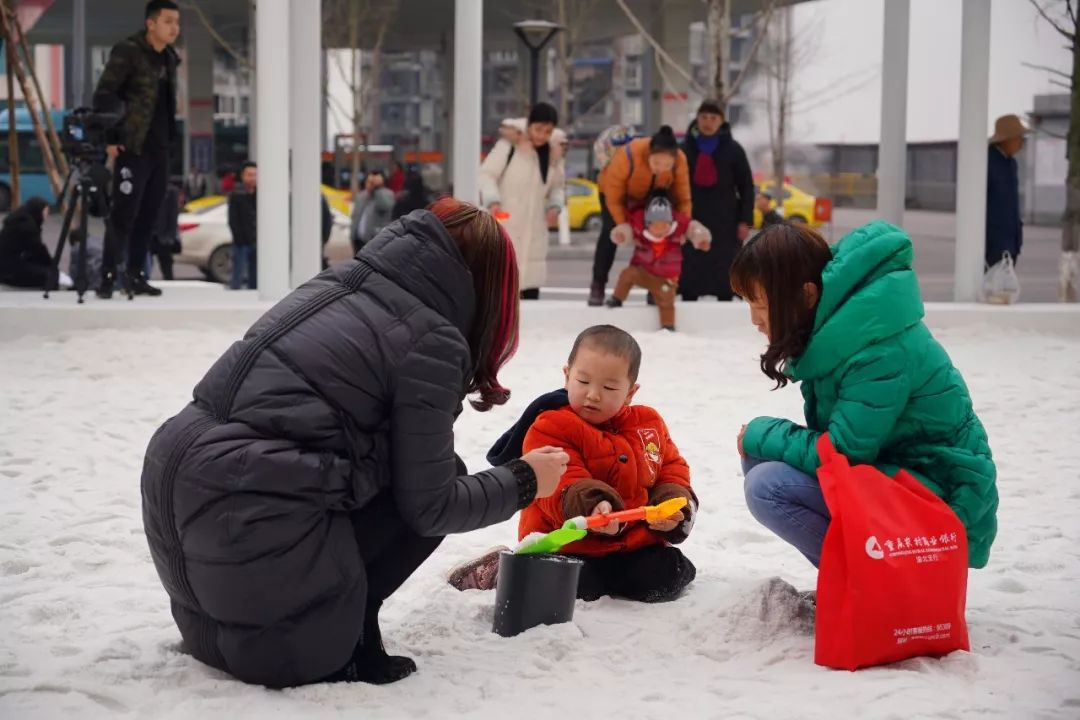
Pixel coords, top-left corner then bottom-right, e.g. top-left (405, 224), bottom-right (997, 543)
top-left (513, 19), bottom-right (563, 107)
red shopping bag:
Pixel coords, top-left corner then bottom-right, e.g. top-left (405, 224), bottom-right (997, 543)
top-left (814, 434), bottom-right (970, 670)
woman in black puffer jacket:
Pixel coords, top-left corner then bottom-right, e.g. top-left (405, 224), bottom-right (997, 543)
top-left (141, 198), bottom-right (568, 688)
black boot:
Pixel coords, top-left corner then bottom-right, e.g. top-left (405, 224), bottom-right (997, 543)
top-left (323, 601), bottom-right (417, 685)
top-left (96, 271), bottom-right (115, 299)
top-left (588, 281), bottom-right (604, 306)
top-left (125, 270), bottom-right (163, 297)
top-left (520, 287), bottom-right (540, 300)
top-left (604, 296), bottom-right (623, 308)
top-left (646, 292), bottom-right (656, 306)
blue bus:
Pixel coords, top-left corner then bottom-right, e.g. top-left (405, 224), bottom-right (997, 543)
top-left (0, 105), bottom-right (68, 211)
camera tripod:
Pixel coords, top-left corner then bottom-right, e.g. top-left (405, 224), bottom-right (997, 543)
top-left (43, 158), bottom-right (132, 303)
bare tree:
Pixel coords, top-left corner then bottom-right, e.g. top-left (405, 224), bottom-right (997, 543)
top-left (554, 0), bottom-right (603, 127)
top-left (323, 0), bottom-right (398, 197)
top-left (179, 1), bottom-right (251, 69)
top-left (707, 0), bottom-right (777, 109)
top-left (754, 7), bottom-right (870, 194)
top-left (763, 5), bottom-right (796, 192)
top-left (1028, 0), bottom-right (1079, 301)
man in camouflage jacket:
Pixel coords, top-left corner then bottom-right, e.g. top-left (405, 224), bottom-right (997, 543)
top-left (92, 0), bottom-right (181, 298)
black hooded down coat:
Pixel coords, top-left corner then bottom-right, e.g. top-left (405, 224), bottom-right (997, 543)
top-left (141, 210), bottom-right (536, 688)
top-left (679, 120), bottom-right (754, 299)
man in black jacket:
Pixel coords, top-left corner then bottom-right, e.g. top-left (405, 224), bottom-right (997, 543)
top-left (227, 162), bottom-right (258, 289)
top-left (680, 99), bottom-right (754, 301)
top-left (92, 0), bottom-right (181, 298)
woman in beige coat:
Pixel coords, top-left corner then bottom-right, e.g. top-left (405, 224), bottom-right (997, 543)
top-left (479, 103), bottom-right (566, 299)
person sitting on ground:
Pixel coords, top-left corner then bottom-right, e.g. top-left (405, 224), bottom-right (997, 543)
top-left (604, 192), bottom-right (711, 332)
top-left (0, 197), bottom-right (71, 290)
top-left (449, 325), bottom-right (698, 603)
top-left (756, 188), bottom-right (784, 229)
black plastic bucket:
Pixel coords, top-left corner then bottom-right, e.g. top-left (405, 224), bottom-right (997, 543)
top-left (491, 551), bottom-right (584, 637)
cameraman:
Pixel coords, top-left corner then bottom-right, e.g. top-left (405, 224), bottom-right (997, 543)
top-left (92, 0), bottom-right (181, 298)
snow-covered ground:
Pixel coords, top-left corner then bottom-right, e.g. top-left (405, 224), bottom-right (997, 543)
top-left (1, 318), bottom-right (1079, 719)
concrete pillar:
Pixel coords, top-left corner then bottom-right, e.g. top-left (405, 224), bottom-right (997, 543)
top-left (71, 0), bottom-right (87, 107)
top-left (452, 0), bottom-right (483, 204)
top-left (290, 0), bottom-right (322, 286)
top-left (256, 0), bottom-right (290, 300)
top-left (183, 17), bottom-right (216, 176)
top-left (954, 0), bottom-right (992, 301)
top-left (248, 0), bottom-right (257, 163)
top-left (876, 0), bottom-right (910, 225)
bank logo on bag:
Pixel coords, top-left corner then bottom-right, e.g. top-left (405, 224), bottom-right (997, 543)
top-left (865, 536), bottom-right (885, 560)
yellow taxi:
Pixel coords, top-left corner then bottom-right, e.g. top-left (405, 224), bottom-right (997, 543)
top-left (754, 181), bottom-right (832, 229)
top-left (559, 178), bottom-right (604, 232)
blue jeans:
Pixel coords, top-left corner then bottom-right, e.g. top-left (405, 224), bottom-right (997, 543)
top-left (742, 456), bottom-right (831, 567)
top-left (230, 244), bottom-right (257, 290)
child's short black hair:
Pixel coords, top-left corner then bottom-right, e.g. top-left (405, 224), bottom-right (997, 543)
top-left (146, 0), bottom-right (179, 19)
top-left (567, 325), bottom-right (642, 383)
top-left (240, 161), bottom-right (257, 173)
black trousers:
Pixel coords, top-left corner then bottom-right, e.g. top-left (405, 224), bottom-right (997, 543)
top-left (105, 149), bottom-right (169, 273)
top-left (174, 491), bottom-right (443, 688)
top-left (573, 545), bottom-right (696, 603)
top-left (149, 236), bottom-right (175, 280)
top-left (352, 492), bottom-right (444, 605)
top-left (590, 192), bottom-right (618, 285)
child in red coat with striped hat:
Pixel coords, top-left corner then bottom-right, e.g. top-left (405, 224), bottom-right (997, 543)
top-left (605, 192), bottom-right (711, 331)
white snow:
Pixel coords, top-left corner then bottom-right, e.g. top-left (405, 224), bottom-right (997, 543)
top-left (1, 318), bottom-right (1079, 719)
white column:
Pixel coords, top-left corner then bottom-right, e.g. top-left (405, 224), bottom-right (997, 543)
top-left (184, 19), bottom-right (216, 178)
top-left (452, 0), bottom-right (483, 204)
top-left (290, 0), bottom-right (322, 287)
top-left (256, 0), bottom-right (291, 300)
top-left (71, 0), bottom-right (87, 106)
top-left (954, 0), bottom-right (992, 301)
top-left (876, 0), bottom-right (909, 225)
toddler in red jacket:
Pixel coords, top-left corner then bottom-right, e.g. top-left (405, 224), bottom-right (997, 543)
top-left (449, 325), bottom-right (698, 602)
top-left (605, 193), bottom-right (711, 331)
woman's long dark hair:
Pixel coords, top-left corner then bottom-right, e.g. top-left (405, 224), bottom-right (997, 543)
top-left (730, 223), bottom-right (833, 388)
top-left (428, 197), bottom-right (520, 411)
top-left (649, 125), bottom-right (679, 156)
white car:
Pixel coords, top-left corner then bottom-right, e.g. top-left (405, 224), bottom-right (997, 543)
top-left (175, 195), bottom-right (354, 283)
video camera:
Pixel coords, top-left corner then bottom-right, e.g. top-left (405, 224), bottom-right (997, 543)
top-left (61, 107), bottom-right (123, 161)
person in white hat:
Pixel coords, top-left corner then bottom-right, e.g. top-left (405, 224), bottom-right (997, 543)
top-left (985, 114), bottom-right (1028, 268)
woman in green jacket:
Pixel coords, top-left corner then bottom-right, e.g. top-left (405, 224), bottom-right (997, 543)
top-left (731, 221), bottom-right (998, 569)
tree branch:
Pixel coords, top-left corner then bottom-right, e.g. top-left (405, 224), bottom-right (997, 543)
top-left (1028, 0), bottom-right (1075, 40)
top-left (1022, 60), bottom-right (1072, 79)
top-left (614, 0), bottom-right (709, 96)
top-left (178, 0), bottom-right (251, 69)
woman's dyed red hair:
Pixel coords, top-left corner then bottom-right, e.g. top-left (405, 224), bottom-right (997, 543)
top-left (428, 197), bottom-right (520, 410)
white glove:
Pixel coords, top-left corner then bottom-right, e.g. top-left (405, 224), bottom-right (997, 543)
top-left (611, 223), bottom-right (633, 246)
top-left (688, 220), bottom-right (712, 250)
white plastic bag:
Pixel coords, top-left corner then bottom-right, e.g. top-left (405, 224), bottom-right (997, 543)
top-left (979, 251), bottom-right (1021, 305)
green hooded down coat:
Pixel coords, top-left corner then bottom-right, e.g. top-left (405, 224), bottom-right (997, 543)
top-left (741, 221), bottom-right (998, 568)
